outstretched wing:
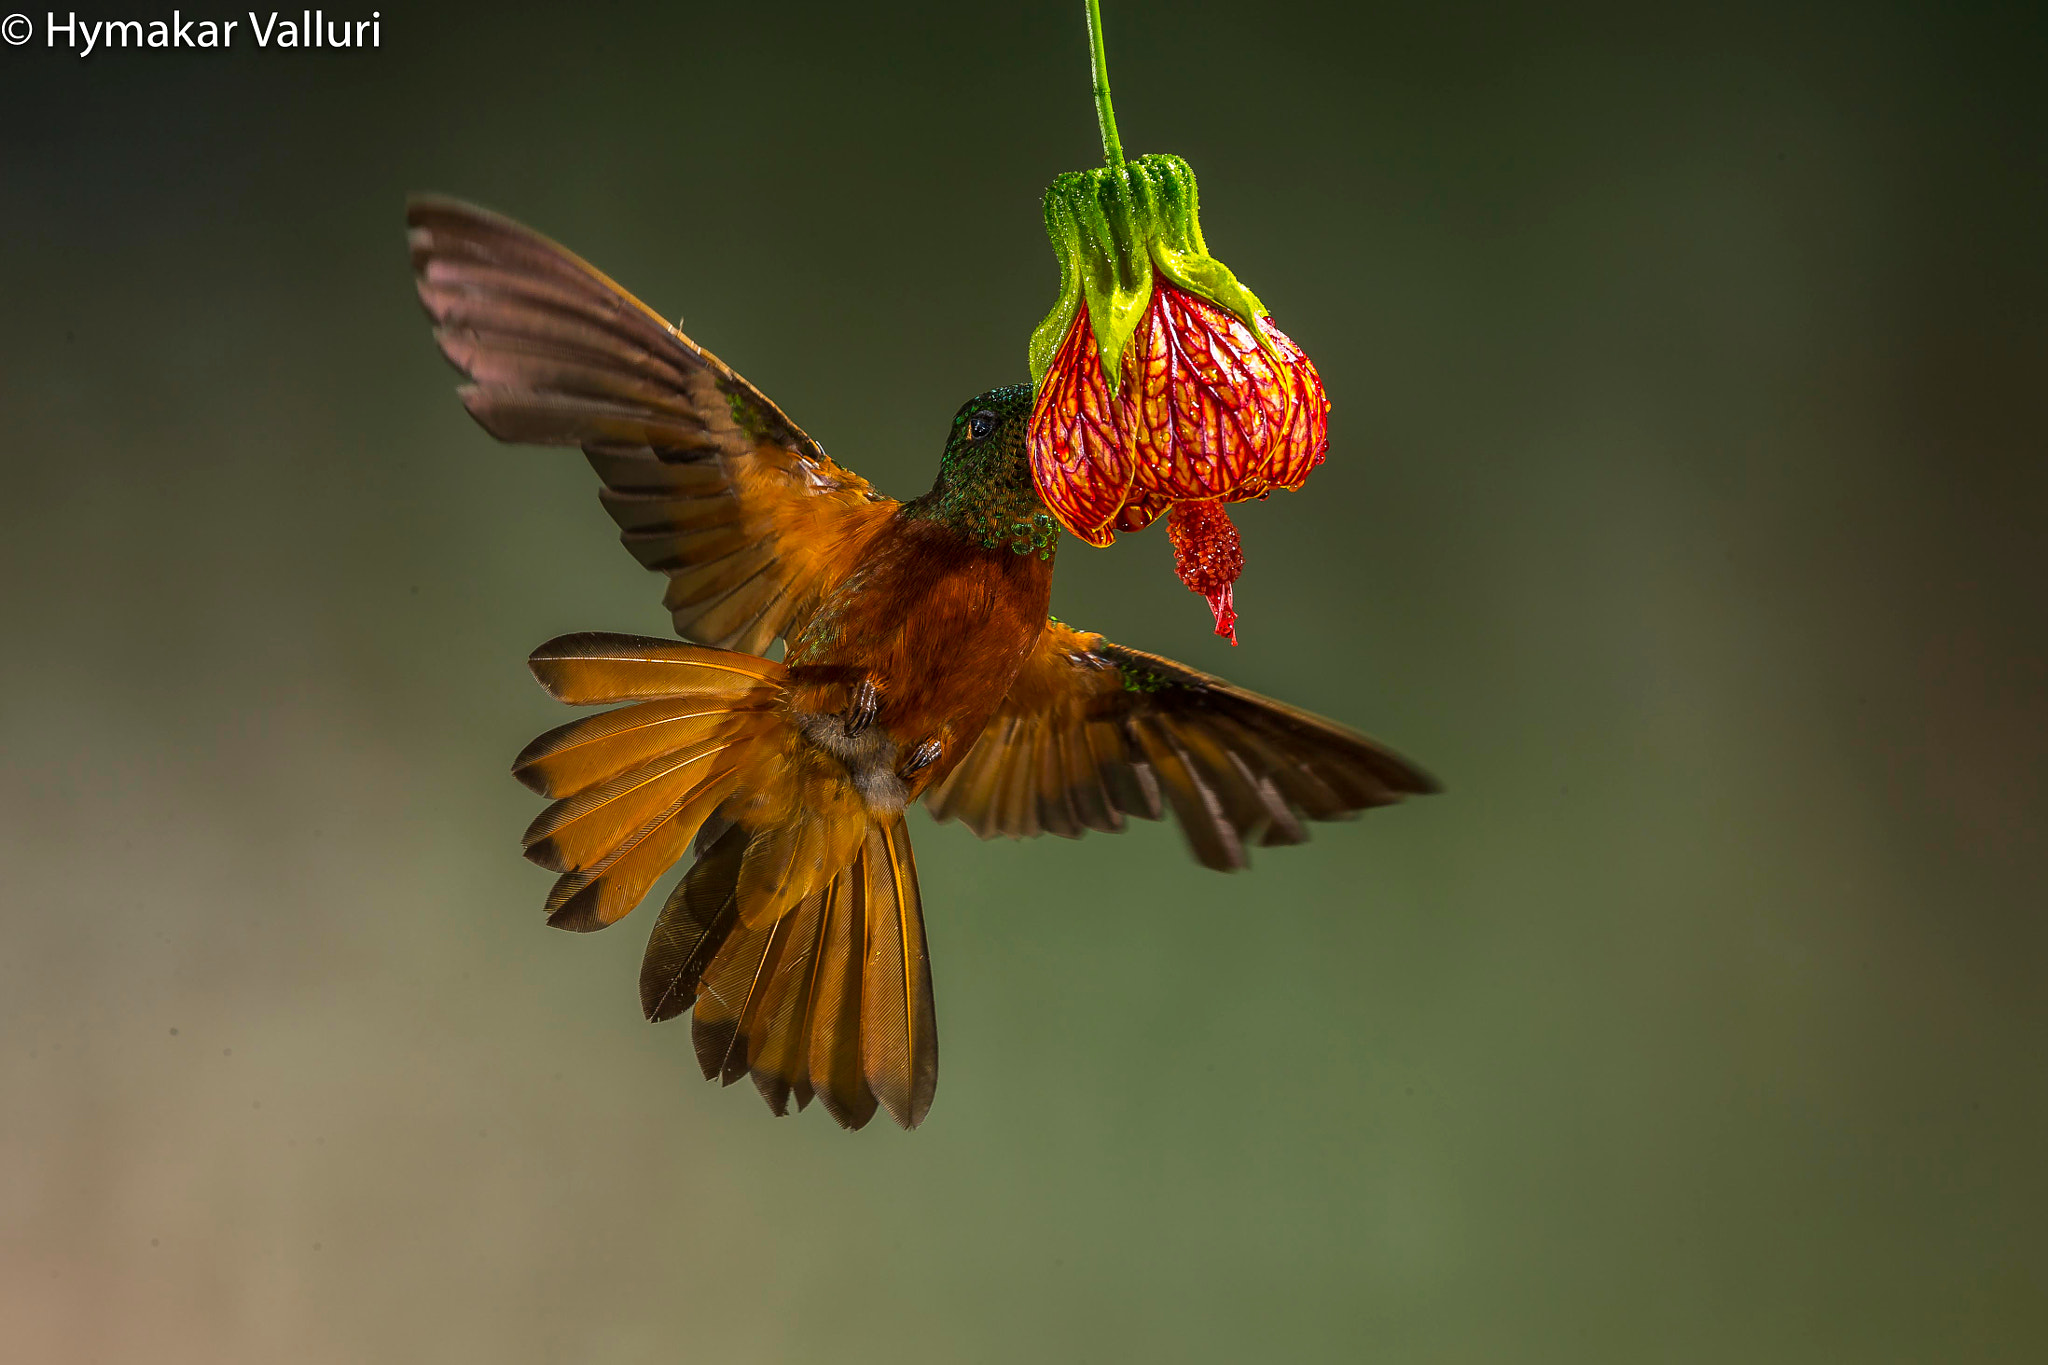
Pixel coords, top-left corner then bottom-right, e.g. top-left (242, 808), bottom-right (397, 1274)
top-left (923, 621), bottom-right (1438, 871)
top-left (408, 196), bottom-right (897, 655)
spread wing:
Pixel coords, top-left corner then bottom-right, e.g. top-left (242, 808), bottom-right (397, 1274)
top-left (408, 196), bottom-right (897, 655)
top-left (923, 622), bottom-right (1439, 871)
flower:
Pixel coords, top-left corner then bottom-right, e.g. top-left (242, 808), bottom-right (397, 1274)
top-left (1023, 11), bottom-right (1330, 644)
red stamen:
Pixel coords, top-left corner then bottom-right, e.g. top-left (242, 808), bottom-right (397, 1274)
top-left (1166, 500), bottom-right (1244, 644)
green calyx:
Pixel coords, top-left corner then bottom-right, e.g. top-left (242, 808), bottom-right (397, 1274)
top-left (1027, 153), bottom-right (1273, 394)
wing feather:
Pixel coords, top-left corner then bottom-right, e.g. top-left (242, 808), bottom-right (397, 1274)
top-left (1032, 722), bottom-right (1085, 839)
top-left (409, 196), bottom-right (898, 654)
top-left (1055, 722), bottom-right (1122, 834)
top-left (924, 622), bottom-right (1437, 869)
top-left (1129, 715), bottom-right (1244, 872)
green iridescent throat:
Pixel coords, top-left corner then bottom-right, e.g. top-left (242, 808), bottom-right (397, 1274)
top-left (906, 386), bottom-right (1060, 560)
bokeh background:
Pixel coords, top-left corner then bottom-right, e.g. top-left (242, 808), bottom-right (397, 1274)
top-left (4, 1), bottom-right (2044, 1360)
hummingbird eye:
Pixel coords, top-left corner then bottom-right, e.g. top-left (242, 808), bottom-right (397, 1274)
top-left (968, 410), bottom-right (997, 442)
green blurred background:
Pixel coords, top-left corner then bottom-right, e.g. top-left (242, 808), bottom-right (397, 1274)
top-left (3, 1), bottom-right (2044, 1360)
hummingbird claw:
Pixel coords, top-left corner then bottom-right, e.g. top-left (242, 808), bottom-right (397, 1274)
top-left (899, 737), bottom-right (942, 777)
top-left (844, 678), bottom-right (880, 737)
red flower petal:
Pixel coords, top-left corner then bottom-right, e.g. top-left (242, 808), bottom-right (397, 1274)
top-left (1027, 309), bottom-right (1129, 547)
top-left (1166, 500), bottom-right (1244, 644)
top-left (1026, 289), bottom-right (1328, 642)
top-left (1259, 318), bottom-right (1329, 493)
top-left (1123, 286), bottom-right (1298, 506)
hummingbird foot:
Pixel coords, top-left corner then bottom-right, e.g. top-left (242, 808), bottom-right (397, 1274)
top-left (899, 737), bottom-right (942, 777)
top-left (844, 678), bottom-right (880, 737)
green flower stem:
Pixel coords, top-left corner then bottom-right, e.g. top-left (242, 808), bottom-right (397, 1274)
top-left (1086, 0), bottom-right (1124, 168)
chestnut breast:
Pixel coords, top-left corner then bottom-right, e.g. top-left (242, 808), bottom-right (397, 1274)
top-left (787, 515), bottom-right (1054, 781)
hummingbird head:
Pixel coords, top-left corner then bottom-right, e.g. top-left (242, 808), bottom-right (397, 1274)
top-left (914, 383), bottom-right (1057, 555)
top-left (938, 383), bottom-right (1034, 479)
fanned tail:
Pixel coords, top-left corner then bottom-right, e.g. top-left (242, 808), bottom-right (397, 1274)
top-left (513, 632), bottom-right (786, 932)
top-left (637, 816), bottom-right (936, 1130)
top-left (514, 631), bottom-right (935, 1129)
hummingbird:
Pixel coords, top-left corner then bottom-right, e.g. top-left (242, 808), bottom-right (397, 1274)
top-left (408, 197), bottom-right (1437, 1131)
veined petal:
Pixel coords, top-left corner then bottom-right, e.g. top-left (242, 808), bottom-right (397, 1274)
top-left (1123, 286), bottom-right (1301, 506)
top-left (1027, 308), bottom-right (1130, 547)
top-left (1261, 318), bottom-right (1330, 493)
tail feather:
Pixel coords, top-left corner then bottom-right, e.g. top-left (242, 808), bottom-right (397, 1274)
top-left (515, 633), bottom-right (783, 918)
top-left (521, 739), bottom-right (737, 873)
top-left (542, 776), bottom-right (738, 932)
top-left (515, 631), bottom-right (935, 1129)
top-left (527, 631), bottom-right (782, 704)
top-left (692, 907), bottom-right (792, 1087)
top-left (859, 818), bottom-right (938, 1129)
top-left (628, 813), bottom-right (931, 1130)
top-left (513, 697), bottom-right (774, 798)
top-left (639, 823), bottom-right (748, 1024)
top-left (746, 884), bottom-right (831, 1116)
top-left (806, 871), bottom-right (879, 1130)
top-left (734, 785), bottom-right (867, 930)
